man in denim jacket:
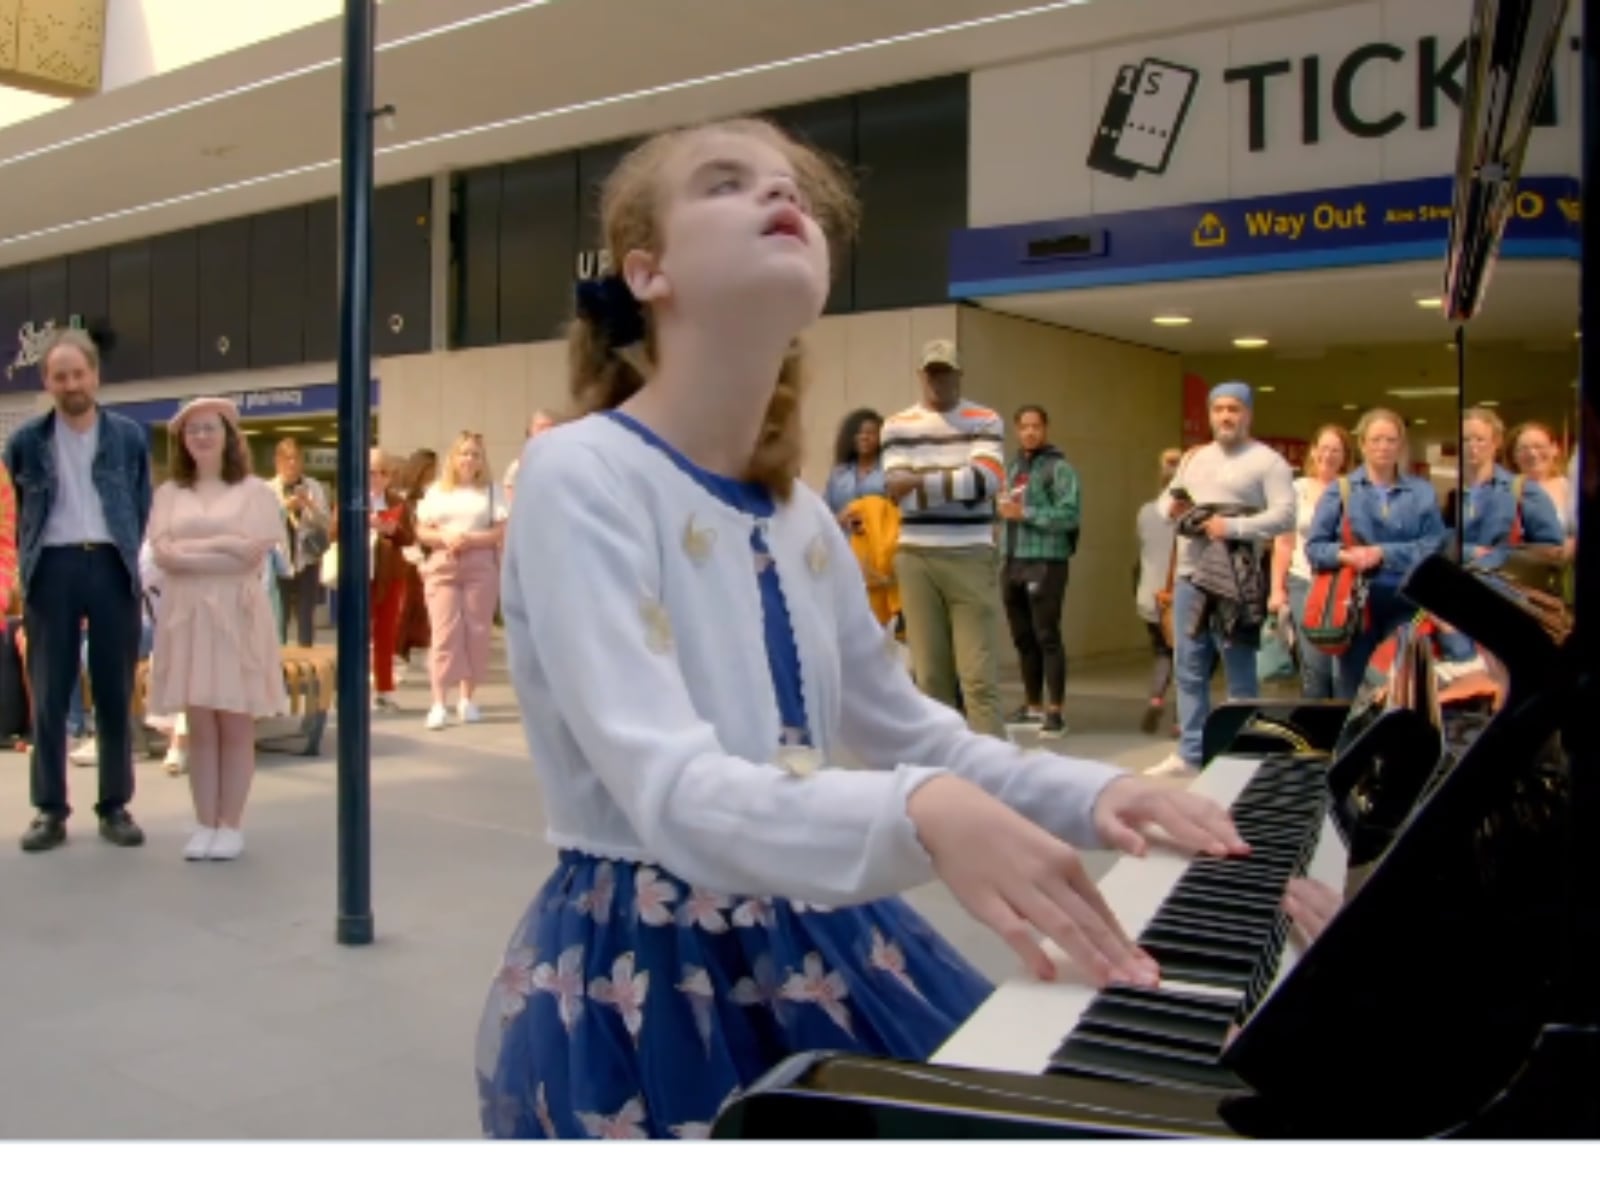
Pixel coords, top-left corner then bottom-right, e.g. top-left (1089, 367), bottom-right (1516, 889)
top-left (3, 329), bottom-right (151, 853)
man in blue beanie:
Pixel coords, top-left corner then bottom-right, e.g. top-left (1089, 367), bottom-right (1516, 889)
top-left (1146, 380), bottom-right (1295, 778)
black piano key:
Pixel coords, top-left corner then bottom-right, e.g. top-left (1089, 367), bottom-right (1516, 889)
top-left (1048, 1031), bottom-right (1247, 1094)
top-left (1145, 914), bottom-right (1275, 950)
top-left (1077, 1007), bottom-right (1230, 1054)
top-left (1099, 984), bottom-right (1242, 1020)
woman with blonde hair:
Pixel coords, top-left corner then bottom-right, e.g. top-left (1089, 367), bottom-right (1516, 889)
top-left (477, 117), bottom-right (1241, 1139)
top-left (146, 398), bottom-right (289, 861)
top-left (415, 432), bottom-right (505, 730)
top-left (1304, 408), bottom-right (1445, 697)
top-left (1269, 424), bottom-right (1356, 698)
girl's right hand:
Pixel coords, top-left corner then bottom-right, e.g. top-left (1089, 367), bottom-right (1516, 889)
top-left (907, 776), bottom-right (1160, 988)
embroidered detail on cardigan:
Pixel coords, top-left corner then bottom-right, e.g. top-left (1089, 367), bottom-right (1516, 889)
top-left (805, 535), bottom-right (830, 576)
top-left (640, 598), bottom-right (674, 654)
top-left (682, 516), bottom-right (716, 564)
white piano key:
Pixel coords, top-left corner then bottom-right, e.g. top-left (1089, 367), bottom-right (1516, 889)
top-left (931, 756), bottom-right (1263, 1074)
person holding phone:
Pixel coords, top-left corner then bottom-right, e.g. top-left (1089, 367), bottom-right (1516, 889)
top-left (998, 406), bottom-right (1080, 739)
top-left (270, 438), bottom-right (330, 647)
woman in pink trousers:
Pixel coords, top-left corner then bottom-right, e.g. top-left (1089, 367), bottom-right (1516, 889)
top-left (415, 431), bottom-right (507, 730)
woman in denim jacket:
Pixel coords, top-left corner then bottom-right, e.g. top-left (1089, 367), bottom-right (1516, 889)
top-left (1459, 407), bottom-right (1565, 569)
top-left (1305, 408), bottom-right (1447, 699)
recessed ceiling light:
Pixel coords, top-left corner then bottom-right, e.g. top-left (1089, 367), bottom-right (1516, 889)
top-left (1415, 297), bottom-right (1444, 309)
top-left (1152, 314), bottom-right (1192, 327)
top-left (1342, 404), bottom-right (1358, 411)
top-left (1386, 386), bottom-right (1460, 398)
top-left (1233, 337), bottom-right (1269, 349)
top-left (1481, 399), bottom-right (1500, 407)
top-left (1258, 385), bottom-right (1276, 393)
top-left (1414, 418), bottom-right (1429, 425)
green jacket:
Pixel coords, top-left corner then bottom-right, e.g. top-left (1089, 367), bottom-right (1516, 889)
top-left (1004, 445), bottom-right (1081, 561)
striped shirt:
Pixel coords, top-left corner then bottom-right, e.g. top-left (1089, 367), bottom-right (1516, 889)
top-left (881, 401), bottom-right (1005, 548)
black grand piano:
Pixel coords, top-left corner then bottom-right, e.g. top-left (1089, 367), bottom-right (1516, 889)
top-left (712, 0), bottom-right (1600, 1140)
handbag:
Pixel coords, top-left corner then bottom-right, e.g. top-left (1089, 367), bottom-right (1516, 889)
top-left (1302, 477), bottom-right (1369, 655)
top-left (1256, 613), bottom-right (1297, 681)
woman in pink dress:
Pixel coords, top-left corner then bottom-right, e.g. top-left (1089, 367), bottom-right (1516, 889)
top-left (147, 397), bottom-right (289, 862)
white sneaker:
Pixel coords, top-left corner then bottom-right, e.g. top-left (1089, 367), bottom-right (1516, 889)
top-left (1144, 752), bottom-right (1199, 780)
top-left (70, 739), bottom-right (98, 767)
top-left (208, 828), bottom-right (244, 861)
top-left (164, 745), bottom-right (188, 776)
top-left (458, 698), bottom-right (482, 724)
top-left (183, 827), bottom-right (216, 861)
top-left (425, 704), bottom-right (448, 731)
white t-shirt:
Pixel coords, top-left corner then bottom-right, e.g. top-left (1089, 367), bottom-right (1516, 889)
top-left (417, 483), bottom-right (507, 535)
top-left (1288, 475), bottom-right (1333, 582)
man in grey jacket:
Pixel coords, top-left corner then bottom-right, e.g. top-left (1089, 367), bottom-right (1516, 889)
top-left (1146, 382), bottom-right (1295, 778)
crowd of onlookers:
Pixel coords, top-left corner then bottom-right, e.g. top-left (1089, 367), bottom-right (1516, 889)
top-left (0, 328), bottom-right (547, 858)
top-left (0, 326), bottom-right (1580, 851)
top-left (822, 342), bottom-right (1578, 781)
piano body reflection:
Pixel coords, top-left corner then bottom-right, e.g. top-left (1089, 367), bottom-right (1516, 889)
top-left (712, 556), bottom-right (1596, 1140)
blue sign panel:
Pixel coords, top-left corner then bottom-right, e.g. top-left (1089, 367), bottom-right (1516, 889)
top-left (117, 382), bottom-right (372, 429)
top-left (949, 174), bottom-right (1581, 299)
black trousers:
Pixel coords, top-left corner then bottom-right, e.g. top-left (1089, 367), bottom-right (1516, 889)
top-left (277, 562), bottom-right (320, 648)
top-left (1002, 559), bottom-right (1071, 708)
top-left (25, 546), bottom-right (141, 818)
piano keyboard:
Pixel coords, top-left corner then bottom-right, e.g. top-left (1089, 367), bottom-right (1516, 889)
top-left (931, 755), bottom-right (1348, 1080)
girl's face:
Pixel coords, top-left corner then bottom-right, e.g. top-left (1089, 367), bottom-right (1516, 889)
top-left (184, 415), bottom-right (227, 474)
top-left (1309, 431), bottom-right (1347, 480)
top-left (1463, 419), bottom-right (1499, 469)
top-left (454, 439), bottom-right (484, 484)
top-left (633, 131), bottom-right (830, 336)
top-left (1513, 427), bottom-right (1556, 477)
top-left (1361, 418), bottom-right (1403, 473)
top-left (855, 419), bottom-right (880, 461)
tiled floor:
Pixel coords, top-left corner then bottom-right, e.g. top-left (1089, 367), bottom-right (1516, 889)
top-left (0, 642), bottom-right (1181, 1139)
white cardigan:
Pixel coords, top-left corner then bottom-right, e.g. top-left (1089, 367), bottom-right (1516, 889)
top-left (501, 415), bottom-right (1126, 907)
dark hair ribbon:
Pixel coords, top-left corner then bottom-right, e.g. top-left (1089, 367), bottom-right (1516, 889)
top-left (575, 274), bottom-right (646, 351)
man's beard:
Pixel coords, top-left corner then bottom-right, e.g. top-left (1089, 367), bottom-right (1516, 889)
top-left (57, 391), bottom-right (94, 417)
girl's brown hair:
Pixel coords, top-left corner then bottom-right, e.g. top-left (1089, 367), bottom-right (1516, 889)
top-left (1305, 423), bottom-right (1357, 477)
top-left (170, 418), bottom-right (250, 487)
top-left (567, 118), bottom-right (860, 498)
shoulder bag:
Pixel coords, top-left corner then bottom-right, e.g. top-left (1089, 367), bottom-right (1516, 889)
top-left (1302, 476), bottom-right (1370, 655)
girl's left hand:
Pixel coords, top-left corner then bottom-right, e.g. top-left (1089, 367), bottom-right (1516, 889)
top-left (1092, 776), bottom-right (1250, 859)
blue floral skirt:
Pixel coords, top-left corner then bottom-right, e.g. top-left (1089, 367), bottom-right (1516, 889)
top-left (475, 851), bottom-right (993, 1139)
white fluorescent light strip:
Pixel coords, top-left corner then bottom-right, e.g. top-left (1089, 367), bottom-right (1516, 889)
top-left (0, 0), bottom-right (1089, 249)
top-left (377, 0), bottom-right (1091, 157)
top-left (0, 0), bottom-right (557, 172)
top-left (0, 159), bottom-right (337, 248)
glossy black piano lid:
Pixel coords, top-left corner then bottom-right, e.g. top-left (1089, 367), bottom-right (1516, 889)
top-left (710, 1051), bottom-right (1234, 1139)
top-left (1220, 559), bottom-right (1580, 1137)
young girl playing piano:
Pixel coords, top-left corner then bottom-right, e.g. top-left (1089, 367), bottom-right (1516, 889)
top-left (479, 117), bottom-right (1246, 1140)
